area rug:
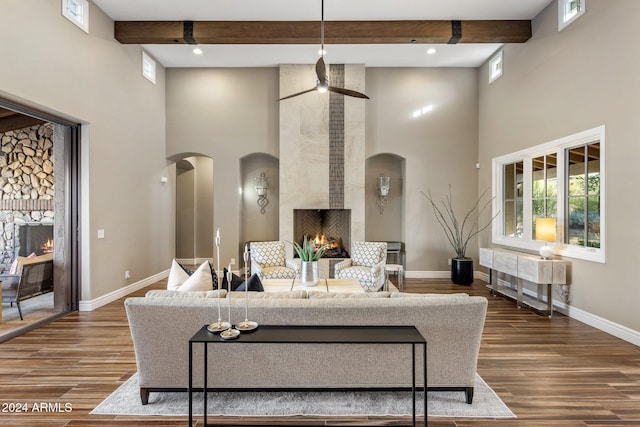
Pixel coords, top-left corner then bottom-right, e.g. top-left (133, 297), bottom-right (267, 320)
top-left (91, 373), bottom-right (515, 419)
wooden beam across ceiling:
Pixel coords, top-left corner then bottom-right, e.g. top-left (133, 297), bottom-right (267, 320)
top-left (0, 107), bottom-right (46, 133)
top-left (114, 19), bottom-right (531, 45)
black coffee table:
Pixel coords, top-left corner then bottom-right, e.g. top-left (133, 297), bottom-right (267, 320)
top-left (189, 324), bottom-right (427, 427)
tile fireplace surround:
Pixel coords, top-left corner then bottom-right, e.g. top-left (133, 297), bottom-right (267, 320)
top-left (279, 63), bottom-right (366, 258)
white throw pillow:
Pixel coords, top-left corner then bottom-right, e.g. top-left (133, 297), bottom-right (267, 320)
top-left (176, 261), bottom-right (213, 292)
top-left (167, 259), bottom-right (191, 290)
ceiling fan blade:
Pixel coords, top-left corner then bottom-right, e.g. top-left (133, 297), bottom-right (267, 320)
top-left (279, 87), bottom-right (317, 101)
top-left (327, 86), bottom-right (370, 99)
top-left (316, 57), bottom-right (327, 82)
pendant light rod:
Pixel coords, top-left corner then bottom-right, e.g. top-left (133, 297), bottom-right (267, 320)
top-left (320, 0), bottom-right (324, 57)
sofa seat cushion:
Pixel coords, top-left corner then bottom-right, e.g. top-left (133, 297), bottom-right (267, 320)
top-left (308, 291), bottom-right (391, 299)
top-left (145, 289), bottom-right (227, 298)
top-left (228, 290), bottom-right (307, 299)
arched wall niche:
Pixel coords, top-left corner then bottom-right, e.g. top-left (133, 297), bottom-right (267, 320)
top-left (172, 153), bottom-right (214, 263)
top-left (365, 153), bottom-right (406, 255)
top-left (240, 153), bottom-right (279, 251)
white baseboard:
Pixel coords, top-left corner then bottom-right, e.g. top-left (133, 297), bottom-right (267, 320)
top-left (481, 273), bottom-right (640, 348)
top-left (78, 269), bottom-right (170, 311)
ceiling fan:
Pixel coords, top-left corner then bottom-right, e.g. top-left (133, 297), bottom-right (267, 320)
top-left (279, 0), bottom-right (369, 101)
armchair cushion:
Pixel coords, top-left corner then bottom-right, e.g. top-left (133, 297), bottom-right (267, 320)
top-left (334, 241), bottom-right (387, 292)
top-left (250, 241), bottom-right (298, 279)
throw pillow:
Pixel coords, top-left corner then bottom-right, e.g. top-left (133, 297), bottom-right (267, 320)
top-left (235, 273), bottom-right (264, 292)
top-left (176, 261), bottom-right (214, 292)
top-left (207, 261), bottom-right (220, 289)
top-left (167, 259), bottom-right (191, 290)
top-left (221, 268), bottom-right (245, 291)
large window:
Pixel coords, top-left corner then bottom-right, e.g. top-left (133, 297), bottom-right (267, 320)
top-left (492, 126), bottom-right (605, 262)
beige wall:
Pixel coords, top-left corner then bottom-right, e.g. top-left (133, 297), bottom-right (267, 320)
top-left (166, 68), bottom-right (280, 263)
top-left (366, 68), bottom-right (480, 272)
top-left (0, 0), bottom-right (172, 301)
top-left (478, 0), bottom-right (640, 333)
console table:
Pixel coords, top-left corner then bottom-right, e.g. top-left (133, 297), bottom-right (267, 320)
top-left (189, 325), bottom-right (427, 427)
top-left (479, 248), bottom-right (566, 317)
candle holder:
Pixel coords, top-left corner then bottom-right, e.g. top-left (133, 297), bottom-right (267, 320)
top-left (237, 244), bottom-right (259, 332)
top-left (208, 228), bottom-right (230, 333)
top-left (220, 267), bottom-right (240, 340)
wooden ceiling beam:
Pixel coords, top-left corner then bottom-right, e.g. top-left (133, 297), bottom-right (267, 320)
top-left (0, 108), bottom-right (46, 133)
top-left (114, 20), bottom-right (531, 45)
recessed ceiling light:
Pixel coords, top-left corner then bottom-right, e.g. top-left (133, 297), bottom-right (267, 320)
top-left (193, 48), bottom-right (203, 55)
top-left (426, 48), bottom-right (437, 55)
top-left (318, 49), bottom-right (327, 56)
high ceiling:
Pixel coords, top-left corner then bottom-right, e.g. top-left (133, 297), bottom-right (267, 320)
top-left (93, 0), bottom-right (554, 68)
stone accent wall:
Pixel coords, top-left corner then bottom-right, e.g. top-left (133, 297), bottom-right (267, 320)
top-left (0, 123), bottom-right (55, 270)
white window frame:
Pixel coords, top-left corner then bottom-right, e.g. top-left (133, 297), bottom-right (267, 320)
top-left (558, 0), bottom-right (586, 31)
top-left (489, 50), bottom-right (503, 84)
top-left (492, 125), bottom-right (605, 263)
top-left (61, 0), bottom-right (89, 33)
top-left (142, 51), bottom-right (157, 84)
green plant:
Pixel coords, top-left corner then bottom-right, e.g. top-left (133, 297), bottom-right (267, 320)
top-left (291, 234), bottom-right (328, 262)
top-left (421, 185), bottom-right (498, 260)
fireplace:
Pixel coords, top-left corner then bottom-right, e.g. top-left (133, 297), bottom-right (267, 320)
top-left (14, 223), bottom-right (54, 258)
top-left (293, 209), bottom-right (350, 258)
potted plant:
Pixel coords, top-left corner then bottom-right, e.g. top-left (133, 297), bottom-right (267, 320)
top-left (421, 185), bottom-right (498, 285)
top-left (291, 235), bottom-right (328, 286)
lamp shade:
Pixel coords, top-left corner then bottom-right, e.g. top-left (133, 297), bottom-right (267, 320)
top-left (377, 176), bottom-right (391, 197)
top-left (536, 218), bottom-right (556, 243)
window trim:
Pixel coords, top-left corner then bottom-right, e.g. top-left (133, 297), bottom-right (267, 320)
top-left (61, 0), bottom-right (89, 33)
top-left (492, 126), bottom-right (605, 263)
top-left (558, 0), bottom-right (586, 32)
top-left (142, 51), bottom-right (157, 84)
top-left (489, 50), bottom-right (503, 84)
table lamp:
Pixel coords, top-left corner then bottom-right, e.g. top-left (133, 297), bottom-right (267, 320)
top-left (536, 217), bottom-right (556, 259)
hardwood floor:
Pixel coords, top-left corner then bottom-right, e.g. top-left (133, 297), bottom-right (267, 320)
top-left (0, 277), bottom-right (639, 426)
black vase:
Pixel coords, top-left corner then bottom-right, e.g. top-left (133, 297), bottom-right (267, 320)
top-left (451, 258), bottom-right (474, 285)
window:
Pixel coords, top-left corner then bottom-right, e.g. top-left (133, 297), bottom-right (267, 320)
top-left (532, 154), bottom-right (558, 239)
top-left (558, 0), bottom-right (586, 31)
top-left (142, 51), bottom-right (156, 84)
top-left (492, 126), bottom-right (605, 262)
top-left (62, 0), bottom-right (89, 33)
top-left (489, 51), bottom-right (503, 83)
top-left (566, 142), bottom-right (600, 249)
top-left (503, 161), bottom-right (524, 238)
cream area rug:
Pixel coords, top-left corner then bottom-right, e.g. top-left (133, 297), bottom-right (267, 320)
top-left (91, 373), bottom-right (515, 419)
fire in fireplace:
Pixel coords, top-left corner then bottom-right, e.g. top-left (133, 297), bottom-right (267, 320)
top-left (293, 209), bottom-right (350, 258)
top-left (14, 223), bottom-right (54, 257)
top-left (311, 233), bottom-right (348, 258)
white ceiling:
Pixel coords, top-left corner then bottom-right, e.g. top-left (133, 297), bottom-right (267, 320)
top-left (93, 0), bottom-right (554, 68)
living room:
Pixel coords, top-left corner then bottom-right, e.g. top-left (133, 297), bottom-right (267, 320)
top-left (1, 0), bottom-right (639, 425)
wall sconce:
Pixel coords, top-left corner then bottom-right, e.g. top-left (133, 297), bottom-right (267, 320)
top-left (376, 176), bottom-right (391, 214)
top-left (254, 172), bottom-right (269, 214)
top-left (535, 217), bottom-right (556, 259)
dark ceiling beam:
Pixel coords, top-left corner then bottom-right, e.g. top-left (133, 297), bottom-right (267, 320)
top-left (114, 20), bottom-right (531, 45)
top-left (0, 108), bottom-right (46, 133)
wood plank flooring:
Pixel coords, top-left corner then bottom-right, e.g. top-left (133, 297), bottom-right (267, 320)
top-left (0, 277), bottom-right (639, 426)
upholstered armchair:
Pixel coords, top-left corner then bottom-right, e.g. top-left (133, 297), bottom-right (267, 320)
top-left (334, 241), bottom-right (387, 292)
top-left (249, 241), bottom-right (299, 280)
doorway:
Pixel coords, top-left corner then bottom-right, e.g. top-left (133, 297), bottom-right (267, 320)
top-left (0, 100), bottom-right (79, 342)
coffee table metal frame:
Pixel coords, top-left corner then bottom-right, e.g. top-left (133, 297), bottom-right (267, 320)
top-left (188, 324), bottom-right (427, 427)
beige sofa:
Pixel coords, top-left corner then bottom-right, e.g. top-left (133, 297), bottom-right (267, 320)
top-left (125, 290), bottom-right (487, 405)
